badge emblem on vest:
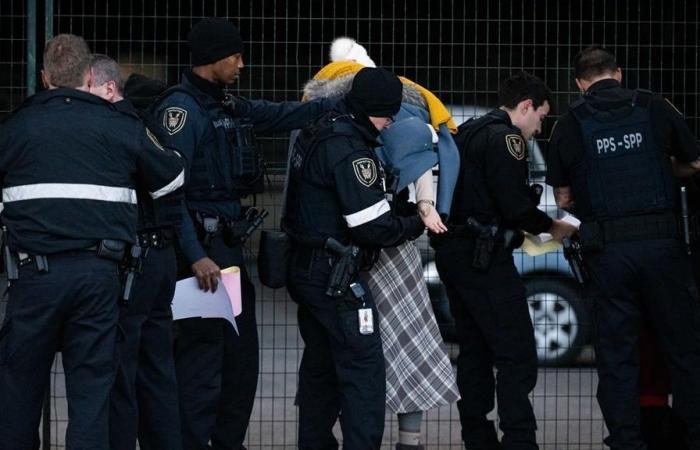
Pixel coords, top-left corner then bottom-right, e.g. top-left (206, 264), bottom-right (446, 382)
top-left (505, 134), bottom-right (525, 160)
top-left (163, 107), bottom-right (188, 135)
top-left (352, 158), bottom-right (377, 187)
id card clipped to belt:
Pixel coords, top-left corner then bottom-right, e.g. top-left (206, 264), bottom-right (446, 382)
top-left (350, 282), bottom-right (374, 335)
top-left (358, 308), bottom-right (374, 335)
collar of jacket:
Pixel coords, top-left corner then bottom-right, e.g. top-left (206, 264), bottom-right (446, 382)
top-left (489, 108), bottom-right (515, 127)
top-left (113, 98), bottom-right (136, 113)
top-left (184, 70), bottom-right (226, 101)
top-left (337, 98), bottom-right (381, 145)
top-left (33, 87), bottom-right (110, 106)
top-left (583, 78), bottom-right (632, 111)
top-left (586, 78), bottom-right (621, 94)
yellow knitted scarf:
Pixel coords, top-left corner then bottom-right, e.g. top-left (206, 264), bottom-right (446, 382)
top-left (309, 61), bottom-right (457, 134)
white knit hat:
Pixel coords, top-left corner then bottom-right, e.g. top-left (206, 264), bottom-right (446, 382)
top-left (329, 37), bottom-right (376, 68)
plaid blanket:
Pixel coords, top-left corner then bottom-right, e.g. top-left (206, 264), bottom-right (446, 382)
top-left (364, 241), bottom-right (459, 413)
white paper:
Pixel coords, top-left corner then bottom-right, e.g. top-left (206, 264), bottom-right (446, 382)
top-left (172, 276), bottom-right (238, 334)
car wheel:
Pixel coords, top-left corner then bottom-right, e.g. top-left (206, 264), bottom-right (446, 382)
top-left (525, 278), bottom-right (589, 366)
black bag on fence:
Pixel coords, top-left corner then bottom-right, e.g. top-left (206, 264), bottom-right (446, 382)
top-left (258, 230), bottom-right (291, 288)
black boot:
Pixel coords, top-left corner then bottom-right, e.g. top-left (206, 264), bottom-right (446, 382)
top-left (641, 406), bottom-right (689, 450)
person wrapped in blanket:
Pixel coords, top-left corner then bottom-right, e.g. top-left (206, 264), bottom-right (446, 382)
top-left (302, 37), bottom-right (461, 450)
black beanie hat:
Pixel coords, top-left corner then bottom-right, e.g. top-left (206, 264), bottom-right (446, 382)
top-left (347, 67), bottom-right (403, 118)
top-left (188, 17), bottom-right (244, 66)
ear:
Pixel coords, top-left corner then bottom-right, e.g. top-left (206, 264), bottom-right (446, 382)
top-left (105, 80), bottom-right (116, 100)
top-left (614, 67), bottom-right (622, 83)
top-left (83, 68), bottom-right (94, 90)
top-left (519, 98), bottom-right (533, 114)
top-left (575, 78), bottom-right (585, 94)
top-left (40, 70), bottom-right (51, 89)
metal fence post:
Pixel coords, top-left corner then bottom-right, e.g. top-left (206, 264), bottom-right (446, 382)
top-left (26, 0), bottom-right (36, 96)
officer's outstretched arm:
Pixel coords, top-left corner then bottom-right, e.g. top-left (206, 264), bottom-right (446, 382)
top-left (333, 151), bottom-right (424, 247)
top-left (134, 126), bottom-right (186, 200)
top-left (233, 97), bottom-right (335, 134)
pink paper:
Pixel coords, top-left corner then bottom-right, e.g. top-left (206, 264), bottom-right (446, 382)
top-left (221, 267), bottom-right (242, 317)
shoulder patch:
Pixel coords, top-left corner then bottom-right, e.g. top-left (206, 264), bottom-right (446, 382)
top-left (145, 127), bottom-right (165, 151)
top-left (664, 98), bottom-right (684, 117)
top-left (163, 107), bottom-right (187, 135)
top-left (505, 134), bottom-right (525, 160)
top-left (352, 157), bottom-right (378, 187)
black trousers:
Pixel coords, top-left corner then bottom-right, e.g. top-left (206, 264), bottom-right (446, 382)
top-left (435, 238), bottom-right (539, 450)
top-left (174, 236), bottom-right (258, 450)
top-left (585, 239), bottom-right (700, 450)
top-left (109, 245), bottom-right (182, 450)
top-left (0, 253), bottom-right (121, 450)
top-left (287, 248), bottom-right (385, 450)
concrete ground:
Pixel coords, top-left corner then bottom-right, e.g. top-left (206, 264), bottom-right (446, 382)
top-left (0, 239), bottom-right (608, 449)
top-left (39, 278), bottom-right (608, 450)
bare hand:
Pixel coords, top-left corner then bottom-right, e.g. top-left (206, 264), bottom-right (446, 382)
top-left (671, 156), bottom-right (700, 178)
top-left (418, 202), bottom-right (448, 234)
top-left (191, 257), bottom-right (221, 292)
top-left (548, 219), bottom-right (578, 244)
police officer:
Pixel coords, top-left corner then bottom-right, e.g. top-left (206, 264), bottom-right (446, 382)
top-left (152, 17), bottom-right (333, 450)
top-left (0, 34), bottom-right (184, 450)
top-left (88, 55), bottom-right (184, 450)
top-left (546, 46), bottom-right (700, 450)
top-left (433, 72), bottom-right (576, 450)
top-left (284, 67), bottom-right (425, 450)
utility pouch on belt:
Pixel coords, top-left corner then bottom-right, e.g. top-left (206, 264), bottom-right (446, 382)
top-left (466, 217), bottom-right (498, 270)
top-left (97, 239), bottom-right (127, 262)
top-left (258, 230), bottom-right (291, 289)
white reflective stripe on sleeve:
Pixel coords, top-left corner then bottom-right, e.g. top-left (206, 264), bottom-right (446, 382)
top-left (149, 168), bottom-right (185, 200)
top-left (3, 183), bottom-right (137, 204)
top-left (343, 199), bottom-right (391, 228)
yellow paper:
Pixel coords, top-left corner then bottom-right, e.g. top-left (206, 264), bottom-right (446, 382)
top-left (520, 233), bottom-right (562, 256)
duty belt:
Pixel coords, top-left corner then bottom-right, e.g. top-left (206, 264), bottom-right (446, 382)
top-left (580, 212), bottom-right (680, 245)
top-left (138, 227), bottom-right (175, 249)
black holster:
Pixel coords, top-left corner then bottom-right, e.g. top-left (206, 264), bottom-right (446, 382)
top-left (563, 235), bottom-right (589, 285)
top-left (121, 244), bottom-right (144, 305)
top-left (324, 238), bottom-right (361, 298)
top-left (466, 217), bottom-right (498, 270)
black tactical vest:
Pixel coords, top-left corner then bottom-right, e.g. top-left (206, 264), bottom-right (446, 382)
top-left (449, 112), bottom-right (505, 225)
top-left (569, 90), bottom-right (677, 221)
top-left (159, 83), bottom-right (264, 202)
top-left (284, 113), bottom-right (366, 243)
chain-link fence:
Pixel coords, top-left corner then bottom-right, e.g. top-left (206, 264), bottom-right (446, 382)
top-left (1, 1), bottom-right (699, 448)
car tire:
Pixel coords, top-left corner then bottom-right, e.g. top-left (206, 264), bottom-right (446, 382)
top-left (525, 278), bottom-right (589, 367)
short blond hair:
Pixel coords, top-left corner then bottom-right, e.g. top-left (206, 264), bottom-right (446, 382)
top-left (43, 34), bottom-right (91, 88)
